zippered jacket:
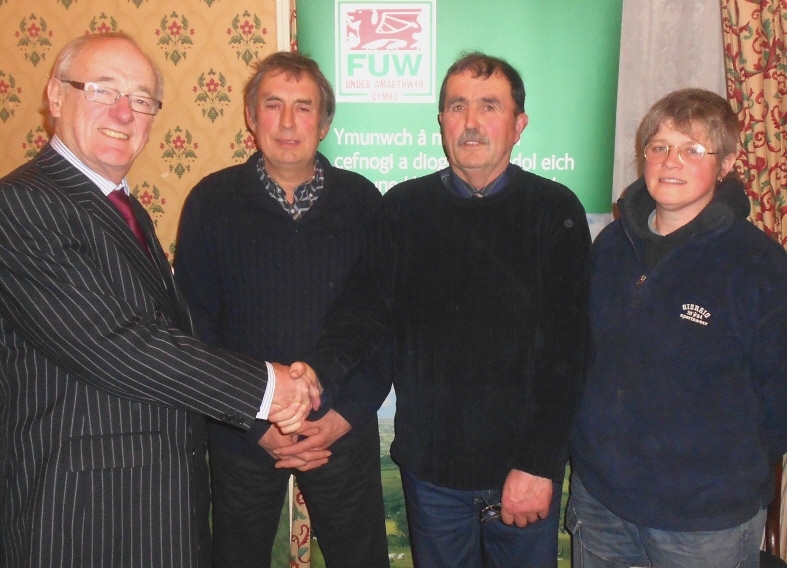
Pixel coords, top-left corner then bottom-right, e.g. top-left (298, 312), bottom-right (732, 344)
top-left (571, 177), bottom-right (787, 531)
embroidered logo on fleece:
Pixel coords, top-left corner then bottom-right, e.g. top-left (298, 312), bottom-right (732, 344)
top-left (680, 303), bottom-right (711, 326)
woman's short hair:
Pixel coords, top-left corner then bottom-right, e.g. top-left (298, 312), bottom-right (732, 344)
top-left (637, 88), bottom-right (740, 174)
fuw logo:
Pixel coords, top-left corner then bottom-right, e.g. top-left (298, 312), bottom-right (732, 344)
top-left (336, 0), bottom-right (436, 103)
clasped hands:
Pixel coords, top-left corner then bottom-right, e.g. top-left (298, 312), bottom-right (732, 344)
top-left (267, 362), bottom-right (322, 434)
top-left (263, 362), bottom-right (343, 471)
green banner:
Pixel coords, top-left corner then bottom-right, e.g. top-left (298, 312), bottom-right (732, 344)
top-left (298, 0), bottom-right (622, 219)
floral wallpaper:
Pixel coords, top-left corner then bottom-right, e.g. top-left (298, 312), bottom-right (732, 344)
top-left (0, 0), bottom-right (283, 264)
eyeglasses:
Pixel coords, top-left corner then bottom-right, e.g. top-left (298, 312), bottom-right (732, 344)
top-left (60, 79), bottom-right (162, 116)
top-left (643, 142), bottom-right (716, 165)
top-left (479, 499), bottom-right (501, 523)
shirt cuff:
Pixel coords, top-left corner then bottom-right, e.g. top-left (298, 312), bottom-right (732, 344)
top-left (256, 361), bottom-right (276, 420)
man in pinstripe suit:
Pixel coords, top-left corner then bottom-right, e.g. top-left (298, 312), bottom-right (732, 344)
top-left (0, 32), bottom-right (319, 568)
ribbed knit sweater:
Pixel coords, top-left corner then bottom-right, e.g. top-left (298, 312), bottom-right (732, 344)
top-left (305, 167), bottom-right (591, 490)
top-left (175, 152), bottom-right (391, 457)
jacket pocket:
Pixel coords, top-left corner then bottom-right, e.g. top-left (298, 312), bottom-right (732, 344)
top-left (65, 432), bottom-right (162, 472)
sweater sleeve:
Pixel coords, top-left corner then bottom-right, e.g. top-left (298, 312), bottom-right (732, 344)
top-left (507, 193), bottom-right (591, 481)
top-left (303, 198), bottom-right (396, 392)
top-left (242, 341), bottom-right (393, 445)
top-left (329, 338), bottom-right (394, 428)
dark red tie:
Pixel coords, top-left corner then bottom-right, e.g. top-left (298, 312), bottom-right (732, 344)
top-left (107, 188), bottom-right (152, 259)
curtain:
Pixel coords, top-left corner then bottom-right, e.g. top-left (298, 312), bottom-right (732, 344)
top-left (722, 1), bottom-right (787, 558)
top-left (722, 4), bottom-right (787, 558)
top-left (722, 1), bottom-right (787, 246)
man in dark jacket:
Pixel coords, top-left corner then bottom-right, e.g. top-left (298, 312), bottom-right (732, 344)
top-left (175, 52), bottom-right (391, 568)
top-left (291, 51), bottom-right (591, 568)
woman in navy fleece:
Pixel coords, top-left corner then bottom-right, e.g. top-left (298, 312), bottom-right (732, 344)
top-left (568, 88), bottom-right (787, 568)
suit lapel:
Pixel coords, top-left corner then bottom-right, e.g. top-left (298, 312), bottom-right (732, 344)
top-left (130, 195), bottom-right (194, 333)
top-left (36, 146), bottom-right (190, 331)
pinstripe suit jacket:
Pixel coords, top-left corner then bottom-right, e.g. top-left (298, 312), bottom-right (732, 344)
top-left (0, 145), bottom-right (270, 568)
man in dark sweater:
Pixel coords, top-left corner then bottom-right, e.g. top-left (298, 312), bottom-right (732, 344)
top-left (174, 52), bottom-right (391, 568)
top-left (292, 52), bottom-right (590, 568)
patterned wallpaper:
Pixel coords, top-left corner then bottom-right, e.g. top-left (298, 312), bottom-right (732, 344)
top-left (0, 0), bottom-right (287, 262)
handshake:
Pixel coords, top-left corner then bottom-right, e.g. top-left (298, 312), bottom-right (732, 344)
top-left (265, 362), bottom-right (346, 472)
top-left (268, 361), bottom-right (321, 434)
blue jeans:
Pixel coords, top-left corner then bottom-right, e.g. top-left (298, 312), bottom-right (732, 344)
top-left (401, 467), bottom-right (562, 568)
top-left (566, 472), bottom-right (766, 568)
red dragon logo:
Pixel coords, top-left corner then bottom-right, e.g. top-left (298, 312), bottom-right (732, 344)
top-left (345, 8), bottom-right (423, 50)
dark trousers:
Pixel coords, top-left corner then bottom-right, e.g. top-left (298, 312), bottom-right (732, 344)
top-left (209, 418), bottom-right (390, 568)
